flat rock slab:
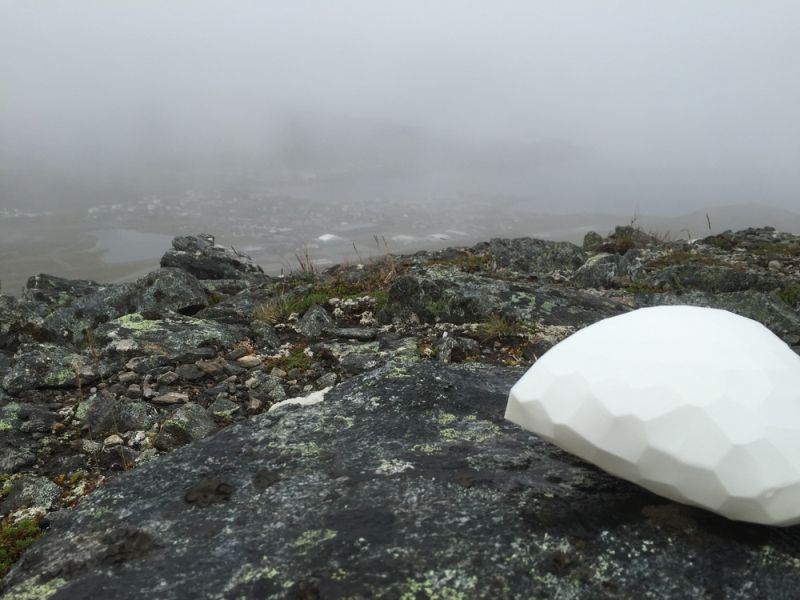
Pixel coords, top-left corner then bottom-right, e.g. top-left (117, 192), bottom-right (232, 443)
top-left (5, 363), bottom-right (800, 599)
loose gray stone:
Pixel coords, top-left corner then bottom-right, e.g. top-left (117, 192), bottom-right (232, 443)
top-left (0, 474), bottom-right (61, 516)
top-left (315, 372), bottom-right (337, 388)
top-left (151, 392), bottom-right (189, 406)
top-left (78, 391), bottom-right (158, 436)
top-left (245, 371), bottom-right (285, 403)
top-left (236, 355), bottom-right (262, 369)
top-left (434, 335), bottom-right (480, 363)
top-left (297, 304), bottom-right (335, 338)
top-left (208, 397), bottom-right (240, 420)
top-left (160, 233), bottom-right (265, 280)
top-left (153, 403), bottom-right (216, 451)
top-left (2, 343), bottom-right (96, 395)
top-left (582, 230), bottom-right (604, 252)
top-left (175, 363), bottom-right (205, 382)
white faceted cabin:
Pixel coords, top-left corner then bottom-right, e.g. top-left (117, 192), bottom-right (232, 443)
top-left (505, 305), bottom-right (800, 526)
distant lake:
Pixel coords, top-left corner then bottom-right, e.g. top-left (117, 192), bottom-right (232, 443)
top-left (92, 229), bottom-right (174, 263)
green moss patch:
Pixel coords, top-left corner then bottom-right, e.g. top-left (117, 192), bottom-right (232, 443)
top-left (1, 518), bottom-right (43, 577)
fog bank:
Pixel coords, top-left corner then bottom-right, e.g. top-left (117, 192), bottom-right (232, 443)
top-left (1, 1), bottom-right (799, 215)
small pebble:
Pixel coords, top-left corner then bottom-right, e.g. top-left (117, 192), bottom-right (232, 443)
top-left (157, 371), bottom-right (179, 386)
top-left (104, 434), bottom-right (124, 447)
top-left (237, 355), bottom-right (263, 369)
top-left (118, 371), bottom-right (139, 384)
top-left (152, 392), bottom-right (189, 405)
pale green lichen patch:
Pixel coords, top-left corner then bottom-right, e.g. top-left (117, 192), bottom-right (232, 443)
top-left (400, 569), bottom-right (478, 600)
top-left (410, 442), bottom-right (441, 454)
top-left (437, 413), bottom-right (458, 426)
top-left (219, 561), bottom-right (280, 596)
top-left (383, 365), bottom-right (411, 380)
top-left (510, 291), bottom-right (535, 306)
top-left (1, 401), bottom-right (21, 420)
top-left (268, 441), bottom-right (321, 458)
top-left (375, 459), bottom-right (414, 475)
top-left (332, 415), bottom-right (354, 429)
top-left (49, 366), bottom-right (77, 386)
top-left (83, 506), bottom-right (113, 519)
top-left (1, 476), bottom-right (12, 498)
top-left (115, 313), bottom-right (161, 331)
top-left (74, 399), bottom-right (92, 422)
top-left (292, 528), bottom-right (337, 548)
top-left (0, 419), bottom-right (12, 431)
top-left (439, 416), bottom-right (501, 443)
top-left (1, 577), bottom-right (67, 600)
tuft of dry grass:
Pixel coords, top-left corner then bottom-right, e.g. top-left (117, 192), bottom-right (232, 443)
top-left (294, 246), bottom-right (318, 275)
top-left (478, 314), bottom-right (522, 342)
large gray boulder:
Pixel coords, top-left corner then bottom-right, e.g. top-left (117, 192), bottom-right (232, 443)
top-left (2, 343), bottom-right (97, 395)
top-left (488, 237), bottom-right (586, 275)
top-left (379, 265), bottom-right (628, 326)
top-left (0, 296), bottom-right (47, 352)
top-left (160, 233), bottom-right (265, 280)
top-left (30, 268), bottom-right (209, 346)
top-left (23, 274), bottom-right (104, 307)
top-left (643, 264), bottom-right (783, 294)
top-left (6, 362), bottom-right (800, 599)
top-left (94, 313), bottom-right (243, 362)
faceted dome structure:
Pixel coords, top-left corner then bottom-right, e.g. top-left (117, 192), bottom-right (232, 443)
top-left (506, 305), bottom-right (800, 526)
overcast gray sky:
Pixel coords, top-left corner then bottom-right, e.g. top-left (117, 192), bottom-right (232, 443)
top-left (1, 0), bottom-right (799, 214)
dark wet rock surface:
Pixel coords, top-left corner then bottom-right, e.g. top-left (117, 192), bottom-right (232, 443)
top-left (2, 226), bottom-right (800, 594)
top-left (6, 362), bottom-right (800, 599)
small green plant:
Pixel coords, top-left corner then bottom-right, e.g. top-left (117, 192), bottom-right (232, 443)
top-left (430, 253), bottom-right (491, 273)
top-left (268, 345), bottom-right (315, 372)
top-left (295, 291), bottom-right (337, 313)
top-left (778, 285), bottom-right (800, 308)
top-left (648, 250), bottom-right (728, 270)
top-left (207, 291), bottom-right (225, 306)
top-left (255, 290), bottom-right (337, 324)
top-left (1, 517), bottom-right (43, 577)
top-left (255, 269), bottom-right (396, 325)
top-left (1, 475), bottom-right (11, 499)
top-left (371, 289), bottom-right (389, 313)
top-left (416, 338), bottom-right (437, 358)
top-left (623, 282), bottom-right (666, 295)
top-left (478, 314), bottom-right (521, 342)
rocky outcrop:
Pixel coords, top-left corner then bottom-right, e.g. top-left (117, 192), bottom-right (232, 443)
top-left (487, 237), bottom-right (586, 275)
top-left (23, 274), bottom-right (103, 307)
top-left (6, 362), bottom-right (800, 599)
top-left (160, 233), bottom-right (265, 280)
top-left (2, 225), bottom-right (800, 590)
top-left (94, 313), bottom-right (242, 362)
top-left (378, 265), bottom-right (628, 327)
top-left (2, 343), bottom-right (97, 395)
top-left (571, 252), bottom-right (641, 289)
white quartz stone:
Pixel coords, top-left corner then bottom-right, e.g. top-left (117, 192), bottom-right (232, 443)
top-left (506, 305), bottom-right (800, 526)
